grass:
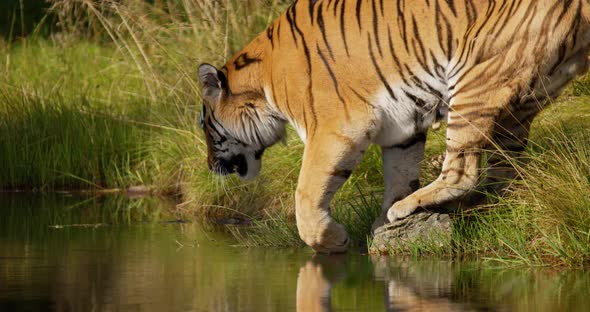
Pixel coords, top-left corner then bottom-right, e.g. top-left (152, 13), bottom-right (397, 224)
top-left (0, 0), bottom-right (589, 266)
top-left (0, 90), bottom-right (147, 189)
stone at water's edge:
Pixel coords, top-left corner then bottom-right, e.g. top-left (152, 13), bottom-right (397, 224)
top-left (369, 211), bottom-right (452, 255)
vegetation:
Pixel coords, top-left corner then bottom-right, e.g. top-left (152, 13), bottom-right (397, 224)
top-left (1, 0), bottom-right (589, 266)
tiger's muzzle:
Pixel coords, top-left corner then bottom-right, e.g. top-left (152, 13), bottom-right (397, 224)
top-left (211, 154), bottom-right (248, 176)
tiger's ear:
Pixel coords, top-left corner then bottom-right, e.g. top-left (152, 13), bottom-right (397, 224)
top-left (198, 63), bottom-right (222, 104)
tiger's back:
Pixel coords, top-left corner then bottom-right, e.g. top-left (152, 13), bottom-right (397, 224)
top-left (198, 0), bottom-right (590, 253)
top-left (264, 0), bottom-right (590, 143)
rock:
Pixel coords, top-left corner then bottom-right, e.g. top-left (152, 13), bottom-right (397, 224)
top-left (370, 211), bottom-right (452, 255)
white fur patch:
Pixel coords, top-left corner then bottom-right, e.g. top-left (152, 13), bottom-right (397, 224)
top-left (264, 86), bottom-right (280, 111)
top-left (371, 88), bottom-right (420, 147)
top-left (290, 121), bottom-right (307, 144)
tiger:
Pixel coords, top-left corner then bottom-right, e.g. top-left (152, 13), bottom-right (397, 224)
top-left (198, 0), bottom-right (590, 253)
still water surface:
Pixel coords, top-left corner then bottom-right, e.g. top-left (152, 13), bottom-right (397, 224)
top-left (1, 194), bottom-right (589, 311)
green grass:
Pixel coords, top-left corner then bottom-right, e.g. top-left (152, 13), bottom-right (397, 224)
top-left (1, 0), bottom-right (590, 266)
top-left (0, 90), bottom-right (146, 189)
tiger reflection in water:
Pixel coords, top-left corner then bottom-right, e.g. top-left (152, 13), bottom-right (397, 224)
top-left (296, 255), bottom-right (481, 312)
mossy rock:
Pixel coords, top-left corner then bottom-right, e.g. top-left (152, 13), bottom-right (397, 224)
top-left (370, 211), bottom-right (452, 255)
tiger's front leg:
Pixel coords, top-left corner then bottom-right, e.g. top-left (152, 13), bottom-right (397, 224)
top-left (296, 130), bottom-right (369, 253)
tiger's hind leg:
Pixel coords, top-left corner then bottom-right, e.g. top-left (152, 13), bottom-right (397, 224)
top-left (482, 104), bottom-right (540, 194)
top-left (387, 75), bottom-right (531, 222)
top-left (457, 102), bottom-right (541, 206)
top-left (371, 134), bottom-right (426, 232)
top-left (477, 45), bottom-right (590, 198)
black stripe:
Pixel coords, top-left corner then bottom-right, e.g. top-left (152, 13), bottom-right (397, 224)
top-left (309, 0), bottom-right (318, 24)
top-left (372, 0), bottom-right (383, 56)
top-left (233, 53), bottom-right (262, 71)
top-left (349, 87), bottom-right (374, 108)
top-left (411, 16), bottom-right (433, 77)
top-left (276, 20), bottom-right (281, 46)
top-left (356, 0), bottom-right (363, 31)
top-left (340, 0), bottom-right (350, 57)
top-left (434, 0), bottom-right (453, 61)
top-left (368, 35), bottom-right (398, 101)
top-left (446, 0), bottom-right (457, 16)
top-left (267, 25), bottom-right (274, 49)
top-left (571, 2), bottom-right (582, 48)
top-left (404, 91), bottom-right (427, 108)
top-left (286, 6), bottom-right (299, 48)
top-left (448, 0), bottom-right (488, 78)
top-left (555, 0), bottom-right (575, 28)
top-left (386, 133), bottom-right (427, 149)
top-left (491, 0), bottom-right (518, 42)
top-left (317, 4), bottom-right (335, 60)
top-left (549, 3), bottom-right (580, 74)
top-left (387, 26), bottom-right (405, 77)
top-left (444, 12), bottom-right (454, 61)
top-left (317, 44), bottom-right (347, 106)
top-left (430, 51), bottom-right (445, 79)
top-left (487, 0), bottom-right (510, 36)
top-left (504, 1), bottom-right (536, 49)
top-left (471, 0), bottom-right (496, 42)
top-left (397, 0), bottom-right (409, 52)
top-left (290, 3), bottom-right (318, 135)
top-left (209, 114), bottom-right (232, 141)
top-left (403, 64), bottom-right (443, 99)
top-left (333, 0), bottom-right (341, 16)
top-left (465, 0), bottom-right (478, 25)
top-left (434, 1), bottom-right (445, 53)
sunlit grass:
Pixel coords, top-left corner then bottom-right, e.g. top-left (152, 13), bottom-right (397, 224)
top-left (0, 89), bottom-right (148, 189)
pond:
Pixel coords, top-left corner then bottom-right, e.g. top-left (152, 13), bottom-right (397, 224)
top-left (1, 194), bottom-right (589, 311)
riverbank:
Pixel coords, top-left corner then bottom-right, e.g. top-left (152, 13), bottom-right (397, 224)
top-left (1, 0), bottom-right (589, 266)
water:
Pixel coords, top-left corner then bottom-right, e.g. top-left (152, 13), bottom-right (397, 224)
top-left (1, 194), bottom-right (589, 311)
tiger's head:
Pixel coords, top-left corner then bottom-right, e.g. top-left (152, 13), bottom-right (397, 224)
top-left (198, 63), bottom-right (286, 180)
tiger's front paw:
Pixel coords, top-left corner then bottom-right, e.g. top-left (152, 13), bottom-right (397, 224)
top-left (386, 199), bottom-right (418, 222)
top-left (297, 216), bottom-right (350, 254)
